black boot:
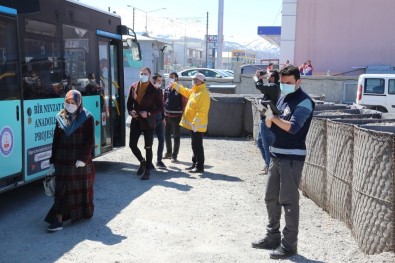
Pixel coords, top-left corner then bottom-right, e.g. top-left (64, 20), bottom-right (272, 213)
top-left (137, 159), bottom-right (146, 175)
top-left (140, 169), bottom-right (150, 180)
top-left (185, 164), bottom-right (196, 170)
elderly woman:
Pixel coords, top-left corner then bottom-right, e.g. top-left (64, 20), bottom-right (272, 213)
top-left (45, 90), bottom-right (95, 232)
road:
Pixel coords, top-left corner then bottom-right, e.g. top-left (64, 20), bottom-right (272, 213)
top-left (0, 136), bottom-right (394, 263)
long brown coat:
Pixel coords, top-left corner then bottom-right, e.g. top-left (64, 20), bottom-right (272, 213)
top-left (45, 114), bottom-right (95, 223)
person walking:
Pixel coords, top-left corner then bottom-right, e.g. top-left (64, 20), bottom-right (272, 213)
top-left (127, 67), bottom-right (164, 180)
top-left (253, 69), bottom-right (281, 174)
top-left (170, 73), bottom-right (210, 173)
top-left (45, 90), bottom-right (96, 232)
top-left (163, 72), bottom-right (186, 163)
top-left (251, 65), bottom-right (314, 260)
top-left (151, 73), bottom-right (166, 168)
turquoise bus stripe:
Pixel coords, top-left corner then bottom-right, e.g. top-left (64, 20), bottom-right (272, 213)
top-left (96, 29), bottom-right (122, 40)
top-left (0, 6), bottom-right (17, 15)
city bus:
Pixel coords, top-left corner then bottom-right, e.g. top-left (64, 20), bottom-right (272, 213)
top-left (0, 0), bottom-right (141, 192)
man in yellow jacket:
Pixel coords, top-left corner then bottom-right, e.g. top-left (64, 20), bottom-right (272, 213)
top-left (171, 73), bottom-right (210, 173)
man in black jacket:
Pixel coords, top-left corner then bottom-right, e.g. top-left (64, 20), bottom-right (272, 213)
top-left (254, 69), bottom-right (281, 174)
top-left (252, 65), bottom-right (314, 259)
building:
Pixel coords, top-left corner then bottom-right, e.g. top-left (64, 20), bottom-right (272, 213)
top-left (231, 50), bottom-right (256, 64)
top-left (259, 0), bottom-right (395, 75)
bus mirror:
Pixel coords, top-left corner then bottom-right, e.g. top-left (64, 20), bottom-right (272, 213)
top-left (126, 38), bottom-right (133, 47)
top-left (130, 41), bottom-right (142, 61)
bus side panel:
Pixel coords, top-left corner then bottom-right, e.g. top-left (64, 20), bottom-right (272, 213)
top-left (83, 96), bottom-right (101, 157)
top-left (0, 100), bottom-right (22, 177)
top-left (23, 98), bottom-right (63, 181)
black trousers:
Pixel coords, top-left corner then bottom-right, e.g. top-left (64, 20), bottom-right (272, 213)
top-left (190, 131), bottom-right (204, 169)
top-left (129, 119), bottom-right (154, 168)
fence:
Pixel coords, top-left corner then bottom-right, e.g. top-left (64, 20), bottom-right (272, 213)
top-left (301, 113), bottom-right (395, 254)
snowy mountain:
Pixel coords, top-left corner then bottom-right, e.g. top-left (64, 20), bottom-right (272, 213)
top-left (131, 14), bottom-right (280, 59)
top-left (151, 33), bottom-right (280, 59)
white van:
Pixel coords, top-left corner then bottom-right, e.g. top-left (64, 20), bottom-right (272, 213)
top-left (356, 74), bottom-right (395, 113)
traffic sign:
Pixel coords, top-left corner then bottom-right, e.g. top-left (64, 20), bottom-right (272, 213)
top-left (205, 35), bottom-right (218, 43)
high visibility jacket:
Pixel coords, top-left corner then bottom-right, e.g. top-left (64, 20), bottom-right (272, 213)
top-left (173, 82), bottom-right (210, 132)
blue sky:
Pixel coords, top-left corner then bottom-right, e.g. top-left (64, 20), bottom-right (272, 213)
top-left (78, 0), bottom-right (282, 43)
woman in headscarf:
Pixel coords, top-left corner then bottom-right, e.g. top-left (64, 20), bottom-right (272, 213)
top-left (45, 90), bottom-right (95, 232)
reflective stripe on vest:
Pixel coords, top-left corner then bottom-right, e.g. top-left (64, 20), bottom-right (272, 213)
top-left (269, 146), bottom-right (306, 156)
top-left (181, 118), bottom-right (207, 130)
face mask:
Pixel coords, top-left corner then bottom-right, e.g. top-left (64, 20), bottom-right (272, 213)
top-left (154, 83), bottom-right (162, 88)
top-left (168, 78), bottom-right (175, 84)
top-left (280, 83), bottom-right (296, 95)
top-left (65, 103), bottom-right (78, 113)
top-left (139, 74), bottom-right (149, 83)
top-left (191, 80), bottom-right (196, 87)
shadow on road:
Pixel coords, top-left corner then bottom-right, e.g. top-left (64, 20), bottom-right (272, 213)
top-left (0, 158), bottom-right (243, 262)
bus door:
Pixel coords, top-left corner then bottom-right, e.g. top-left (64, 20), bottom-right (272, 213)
top-left (0, 13), bottom-right (23, 185)
top-left (98, 36), bottom-right (122, 153)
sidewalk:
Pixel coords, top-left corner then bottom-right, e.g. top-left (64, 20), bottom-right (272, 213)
top-left (0, 135), bottom-right (394, 262)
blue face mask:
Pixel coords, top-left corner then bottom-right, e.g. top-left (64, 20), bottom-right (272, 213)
top-left (280, 83), bottom-right (296, 95)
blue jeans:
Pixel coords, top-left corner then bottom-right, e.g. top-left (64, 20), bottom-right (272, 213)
top-left (165, 116), bottom-right (181, 159)
top-left (155, 115), bottom-right (165, 162)
top-left (257, 119), bottom-right (275, 168)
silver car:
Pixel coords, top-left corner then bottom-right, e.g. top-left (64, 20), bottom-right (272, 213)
top-left (178, 68), bottom-right (233, 79)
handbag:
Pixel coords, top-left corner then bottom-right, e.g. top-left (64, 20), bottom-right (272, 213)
top-left (43, 175), bottom-right (55, 197)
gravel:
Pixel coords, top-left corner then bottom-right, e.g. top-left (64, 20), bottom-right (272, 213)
top-left (0, 133), bottom-right (394, 263)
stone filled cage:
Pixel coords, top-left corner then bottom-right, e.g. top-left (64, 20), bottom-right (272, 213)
top-left (302, 111), bottom-right (395, 254)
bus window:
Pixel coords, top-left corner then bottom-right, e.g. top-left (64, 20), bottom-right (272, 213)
top-left (63, 24), bottom-right (92, 95)
top-left (0, 19), bottom-right (19, 100)
top-left (22, 19), bottom-right (63, 100)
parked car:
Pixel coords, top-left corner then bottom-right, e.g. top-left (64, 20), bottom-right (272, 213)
top-left (219, 69), bottom-right (234, 76)
top-left (356, 73), bottom-right (395, 113)
top-left (240, 64), bottom-right (279, 74)
top-left (178, 68), bottom-right (233, 79)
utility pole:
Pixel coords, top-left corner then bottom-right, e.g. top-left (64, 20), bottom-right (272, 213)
top-left (132, 8), bottom-right (135, 30)
top-left (205, 12), bottom-right (209, 68)
top-left (216, 0), bottom-right (224, 69)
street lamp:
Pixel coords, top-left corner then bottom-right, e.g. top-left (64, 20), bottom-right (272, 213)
top-left (127, 5), bottom-right (166, 35)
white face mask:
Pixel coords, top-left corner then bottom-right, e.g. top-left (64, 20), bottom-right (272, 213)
top-left (139, 74), bottom-right (149, 83)
top-left (191, 80), bottom-right (195, 87)
top-left (154, 83), bottom-right (162, 88)
top-left (65, 103), bottom-right (78, 113)
top-left (280, 83), bottom-right (296, 95)
top-left (168, 78), bottom-right (175, 85)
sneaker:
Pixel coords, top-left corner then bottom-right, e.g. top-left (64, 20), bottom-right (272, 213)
top-left (185, 164), bottom-right (196, 170)
top-left (47, 221), bottom-right (63, 232)
top-left (261, 168), bottom-right (268, 175)
top-left (251, 238), bottom-right (280, 249)
top-left (269, 245), bottom-right (297, 259)
top-left (163, 153), bottom-right (172, 159)
top-left (156, 161), bottom-right (166, 168)
top-left (189, 167), bottom-right (204, 173)
top-left (171, 157), bottom-right (177, 163)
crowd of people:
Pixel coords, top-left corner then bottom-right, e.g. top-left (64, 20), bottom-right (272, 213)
top-left (44, 63), bottom-right (314, 261)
